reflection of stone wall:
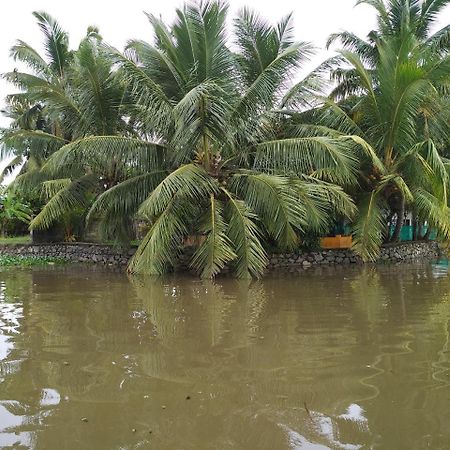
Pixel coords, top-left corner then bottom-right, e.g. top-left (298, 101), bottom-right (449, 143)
top-left (0, 241), bottom-right (441, 270)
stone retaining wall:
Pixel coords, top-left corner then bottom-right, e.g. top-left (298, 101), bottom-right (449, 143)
top-left (0, 242), bottom-right (135, 267)
top-left (0, 241), bottom-right (441, 271)
top-left (267, 241), bottom-right (441, 269)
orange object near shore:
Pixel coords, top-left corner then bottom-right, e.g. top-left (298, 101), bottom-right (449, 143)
top-left (320, 235), bottom-right (353, 249)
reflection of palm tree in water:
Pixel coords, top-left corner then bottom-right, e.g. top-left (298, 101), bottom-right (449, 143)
top-left (1, 265), bottom-right (450, 448)
top-left (129, 275), bottom-right (269, 347)
top-left (128, 276), bottom-right (270, 384)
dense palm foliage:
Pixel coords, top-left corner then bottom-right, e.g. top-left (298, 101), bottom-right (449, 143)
top-left (0, 189), bottom-right (32, 236)
top-left (1, 0), bottom-right (449, 276)
top-left (0, 12), bottom-right (73, 179)
top-left (315, 0), bottom-right (450, 259)
top-left (1, 14), bottom-right (139, 240)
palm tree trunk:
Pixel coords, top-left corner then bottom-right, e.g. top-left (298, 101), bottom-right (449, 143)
top-left (391, 199), bottom-right (405, 243)
top-left (412, 213), bottom-right (418, 241)
top-left (423, 225), bottom-right (431, 241)
top-left (385, 212), bottom-right (394, 243)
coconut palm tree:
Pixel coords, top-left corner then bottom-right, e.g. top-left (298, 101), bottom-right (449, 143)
top-left (0, 12), bottom-right (75, 180)
top-left (1, 14), bottom-right (142, 241)
top-left (30, 2), bottom-right (370, 278)
top-left (310, 0), bottom-right (450, 260)
top-left (25, 29), bottom-right (143, 242)
top-left (327, 0), bottom-right (450, 67)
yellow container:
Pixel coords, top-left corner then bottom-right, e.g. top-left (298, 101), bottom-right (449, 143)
top-left (320, 235), bottom-right (352, 249)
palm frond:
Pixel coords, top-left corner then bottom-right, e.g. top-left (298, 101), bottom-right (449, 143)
top-left (414, 187), bottom-right (450, 238)
top-left (10, 40), bottom-right (48, 75)
top-left (338, 50), bottom-right (380, 119)
top-left (30, 174), bottom-right (98, 230)
top-left (125, 37), bottom-right (185, 98)
top-left (317, 100), bottom-right (366, 136)
top-left (128, 197), bottom-right (193, 275)
top-left (230, 172), bottom-right (300, 248)
top-left (138, 164), bottom-right (216, 219)
top-left (109, 44), bottom-right (174, 135)
top-left (41, 178), bottom-right (71, 200)
top-left (254, 136), bottom-right (360, 186)
top-left (43, 136), bottom-right (165, 177)
top-left (234, 40), bottom-right (312, 122)
top-left (3, 71), bottom-right (82, 119)
top-left (421, 24), bottom-right (450, 55)
top-left (281, 69), bottom-right (327, 109)
top-left (1, 129), bottom-right (67, 155)
top-left (11, 164), bottom-right (48, 195)
top-left (0, 155), bottom-right (23, 185)
top-left (222, 187), bottom-right (268, 278)
top-left (190, 194), bottom-right (236, 278)
top-left (87, 171), bottom-right (166, 223)
top-left (422, 139), bottom-right (449, 185)
top-left (72, 39), bottom-right (124, 136)
top-left (326, 31), bottom-right (377, 64)
top-left (376, 173), bottom-right (414, 203)
top-left (172, 81), bottom-right (232, 163)
top-left (418, 0), bottom-right (450, 38)
top-left (32, 11), bottom-right (71, 77)
top-left (294, 177), bottom-right (357, 230)
top-left (352, 191), bottom-right (386, 261)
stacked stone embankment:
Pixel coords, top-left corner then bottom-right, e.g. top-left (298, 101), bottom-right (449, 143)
top-left (0, 241), bottom-right (441, 270)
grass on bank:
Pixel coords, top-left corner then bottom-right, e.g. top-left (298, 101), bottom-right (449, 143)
top-left (0, 236), bottom-right (31, 245)
top-left (0, 255), bottom-right (67, 267)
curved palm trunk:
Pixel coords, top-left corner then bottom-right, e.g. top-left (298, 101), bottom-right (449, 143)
top-left (385, 212), bottom-right (394, 243)
top-left (391, 199), bottom-right (405, 243)
top-left (417, 222), bottom-right (423, 240)
top-left (412, 213), bottom-right (418, 241)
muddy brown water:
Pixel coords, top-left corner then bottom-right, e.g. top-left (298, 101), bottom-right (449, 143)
top-left (0, 262), bottom-right (450, 449)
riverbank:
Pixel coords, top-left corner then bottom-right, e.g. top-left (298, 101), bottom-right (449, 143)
top-left (0, 255), bottom-right (67, 267)
top-left (0, 241), bottom-right (441, 271)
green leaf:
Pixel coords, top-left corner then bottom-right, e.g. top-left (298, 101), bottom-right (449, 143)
top-left (138, 164), bottom-right (216, 219)
top-left (352, 191), bottom-right (386, 261)
top-left (190, 194), bottom-right (237, 278)
top-left (254, 136), bottom-right (360, 186)
top-left (87, 171), bottom-right (166, 223)
top-left (128, 197), bottom-right (193, 275)
top-left (230, 172), bottom-right (300, 248)
top-left (222, 187), bottom-right (268, 279)
top-left (44, 136), bottom-right (165, 177)
top-left (414, 188), bottom-right (450, 238)
top-left (30, 174), bottom-right (98, 230)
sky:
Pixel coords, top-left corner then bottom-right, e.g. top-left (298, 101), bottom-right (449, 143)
top-left (0, 0), bottom-right (449, 127)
